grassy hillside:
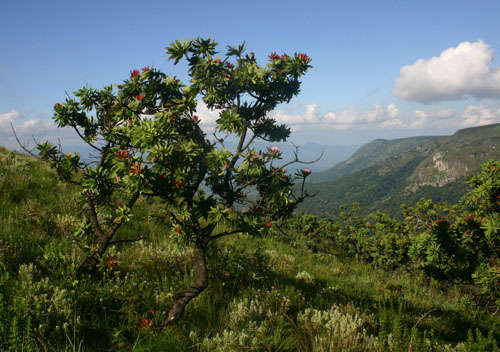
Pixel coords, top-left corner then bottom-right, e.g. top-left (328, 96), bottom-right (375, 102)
top-left (0, 147), bottom-right (498, 351)
top-left (307, 136), bottom-right (441, 183)
top-left (300, 124), bottom-right (500, 217)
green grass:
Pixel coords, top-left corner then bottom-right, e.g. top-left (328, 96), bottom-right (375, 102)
top-left (0, 147), bottom-right (498, 351)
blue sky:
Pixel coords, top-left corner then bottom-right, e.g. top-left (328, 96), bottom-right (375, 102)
top-left (1, 0), bottom-right (500, 148)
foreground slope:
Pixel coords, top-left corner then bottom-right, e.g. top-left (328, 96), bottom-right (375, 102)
top-left (0, 147), bottom-right (498, 351)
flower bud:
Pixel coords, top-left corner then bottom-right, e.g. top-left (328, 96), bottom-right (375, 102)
top-left (301, 168), bottom-right (312, 176)
top-left (269, 146), bottom-right (280, 154)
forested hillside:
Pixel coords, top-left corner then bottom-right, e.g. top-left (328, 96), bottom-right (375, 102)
top-left (300, 124), bottom-right (500, 217)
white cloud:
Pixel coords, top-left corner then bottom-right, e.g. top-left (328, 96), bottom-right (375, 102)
top-left (274, 103), bottom-right (402, 130)
top-left (0, 109), bottom-right (23, 128)
top-left (195, 102), bottom-right (221, 127)
top-left (0, 110), bottom-right (75, 150)
top-left (408, 105), bottom-right (500, 129)
top-left (394, 40), bottom-right (500, 103)
top-left (460, 105), bottom-right (499, 127)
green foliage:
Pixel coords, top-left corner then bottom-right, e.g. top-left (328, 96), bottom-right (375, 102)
top-left (0, 149), bottom-right (498, 350)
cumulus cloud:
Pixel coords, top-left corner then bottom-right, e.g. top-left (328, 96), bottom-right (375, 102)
top-left (408, 105), bottom-right (500, 129)
top-left (273, 103), bottom-right (402, 130)
top-left (195, 102), bottom-right (221, 127)
top-left (460, 105), bottom-right (500, 127)
top-left (394, 40), bottom-right (500, 103)
top-left (0, 109), bottom-right (75, 150)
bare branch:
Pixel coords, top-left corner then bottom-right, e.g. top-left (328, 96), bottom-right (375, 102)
top-left (10, 123), bottom-right (41, 159)
top-left (71, 123), bottom-right (102, 152)
top-left (279, 143), bottom-right (323, 170)
top-left (209, 229), bottom-right (242, 241)
top-left (212, 131), bottom-right (226, 148)
top-left (109, 237), bottom-right (144, 245)
top-left (241, 133), bottom-right (256, 152)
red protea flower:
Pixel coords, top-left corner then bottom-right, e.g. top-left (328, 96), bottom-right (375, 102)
top-left (130, 69), bottom-right (140, 78)
top-left (105, 256), bottom-right (118, 268)
top-left (116, 149), bottom-right (129, 161)
top-left (141, 66), bottom-right (149, 73)
top-left (174, 226), bottom-right (181, 233)
top-left (301, 168), bottom-right (312, 176)
top-left (192, 115), bottom-right (199, 122)
top-left (54, 103), bottom-right (61, 109)
top-left (172, 179), bottom-right (183, 189)
top-left (129, 162), bottom-right (142, 176)
top-left (269, 52), bottom-right (279, 60)
top-left (137, 318), bottom-right (152, 331)
top-left (464, 215), bottom-right (475, 223)
top-left (266, 221), bottom-right (272, 227)
top-left (297, 53), bottom-right (310, 62)
top-left (215, 59), bottom-right (221, 64)
top-left (136, 94), bottom-right (145, 101)
top-left (269, 146), bottom-right (280, 154)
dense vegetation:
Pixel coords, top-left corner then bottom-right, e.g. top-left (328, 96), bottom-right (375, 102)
top-left (301, 124), bottom-right (500, 218)
top-left (0, 144), bottom-right (499, 351)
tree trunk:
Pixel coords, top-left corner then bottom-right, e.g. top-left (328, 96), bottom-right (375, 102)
top-left (165, 240), bottom-right (208, 325)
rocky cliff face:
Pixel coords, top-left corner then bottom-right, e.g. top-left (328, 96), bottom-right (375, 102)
top-left (407, 152), bottom-right (471, 190)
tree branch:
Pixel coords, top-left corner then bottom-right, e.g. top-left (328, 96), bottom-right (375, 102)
top-left (71, 123), bottom-right (102, 152)
top-left (10, 123), bottom-right (41, 159)
top-left (279, 143), bottom-right (323, 170)
top-left (109, 237), bottom-right (144, 245)
top-left (209, 229), bottom-right (242, 241)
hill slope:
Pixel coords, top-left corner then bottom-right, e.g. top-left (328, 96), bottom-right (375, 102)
top-left (0, 146), bottom-right (498, 350)
top-left (307, 135), bottom-right (441, 183)
top-left (300, 123), bottom-right (500, 217)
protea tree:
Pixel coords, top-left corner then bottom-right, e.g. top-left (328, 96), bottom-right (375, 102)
top-left (20, 37), bottom-right (315, 325)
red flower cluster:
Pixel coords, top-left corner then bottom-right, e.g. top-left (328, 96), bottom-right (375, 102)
top-left (266, 221), bottom-right (272, 227)
top-left (54, 103), bottom-right (61, 109)
top-left (105, 255), bottom-right (118, 269)
top-left (174, 226), bottom-right (181, 233)
top-left (116, 149), bottom-right (129, 161)
top-left (192, 115), bottom-right (199, 122)
top-left (136, 94), bottom-right (145, 101)
top-left (464, 215), bottom-right (475, 223)
top-left (225, 62), bottom-right (234, 68)
top-left (129, 162), bottom-right (142, 176)
top-left (269, 146), bottom-right (280, 154)
top-left (172, 178), bottom-right (183, 189)
top-left (130, 69), bottom-right (140, 78)
top-left (141, 66), bottom-right (149, 73)
top-left (297, 53), bottom-right (310, 62)
top-left (269, 52), bottom-right (279, 60)
top-left (137, 318), bottom-right (153, 331)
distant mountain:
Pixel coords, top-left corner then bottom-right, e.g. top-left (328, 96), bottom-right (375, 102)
top-left (300, 123), bottom-right (500, 217)
top-left (307, 136), bottom-right (441, 183)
